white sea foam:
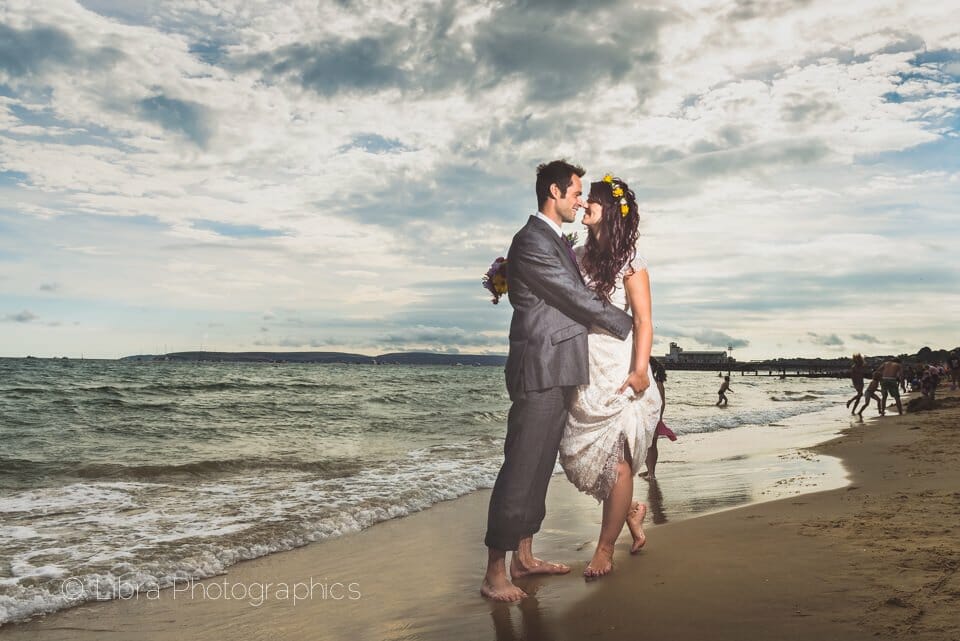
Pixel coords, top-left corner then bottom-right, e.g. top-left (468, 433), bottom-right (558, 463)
top-left (0, 450), bottom-right (502, 625)
top-left (0, 526), bottom-right (39, 540)
top-left (0, 483), bottom-right (141, 514)
top-left (673, 399), bottom-right (838, 435)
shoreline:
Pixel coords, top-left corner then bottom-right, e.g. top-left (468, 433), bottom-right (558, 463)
top-left (2, 391), bottom-right (958, 640)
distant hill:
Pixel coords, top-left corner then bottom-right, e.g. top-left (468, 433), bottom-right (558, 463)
top-left (115, 344), bottom-right (957, 369)
top-left (121, 351), bottom-right (376, 364)
top-left (120, 351), bottom-right (507, 366)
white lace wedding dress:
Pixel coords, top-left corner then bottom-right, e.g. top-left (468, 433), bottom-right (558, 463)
top-left (559, 248), bottom-right (662, 502)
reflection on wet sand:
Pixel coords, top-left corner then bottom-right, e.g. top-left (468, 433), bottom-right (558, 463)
top-left (645, 478), bottom-right (667, 524)
top-left (686, 486), bottom-right (752, 514)
top-left (641, 474), bottom-right (750, 524)
top-left (490, 594), bottom-right (549, 641)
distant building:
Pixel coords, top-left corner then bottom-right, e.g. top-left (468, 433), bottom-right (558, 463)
top-left (662, 342), bottom-right (728, 365)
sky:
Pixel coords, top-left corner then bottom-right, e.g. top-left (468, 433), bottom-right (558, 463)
top-left (1, 0), bottom-right (958, 360)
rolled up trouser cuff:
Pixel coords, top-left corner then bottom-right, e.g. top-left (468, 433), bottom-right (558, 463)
top-left (484, 523), bottom-right (540, 552)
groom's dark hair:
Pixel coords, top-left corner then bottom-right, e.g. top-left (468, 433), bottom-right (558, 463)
top-left (536, 159), bottom-right (585, 209)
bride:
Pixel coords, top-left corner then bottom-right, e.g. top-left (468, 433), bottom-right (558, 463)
top-left (559, 173), bottom-right (661, 578)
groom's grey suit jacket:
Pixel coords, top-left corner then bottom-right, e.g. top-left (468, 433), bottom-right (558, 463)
top-left (504, 216), bottom-right (633, 400)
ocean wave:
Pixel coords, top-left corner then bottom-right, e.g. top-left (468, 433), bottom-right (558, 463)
top-left (0, 453), bottom-right (502, 625)
top-left (769, 394), bottom-right (820, 402)
top-left (83, 385), bottom-right (127, 395)
top-left (464, 410), bottom-right (508, 423)
top-left (0, 456), bottom-right (365, 483)
top-left (0, 386), bottom-right (52, 395)
top-left (4, 381), bottom-right (360, 399)
top-left (672, 399), bottom-right (837, 435)
top-left (370, 395), bottom-right (412, 404)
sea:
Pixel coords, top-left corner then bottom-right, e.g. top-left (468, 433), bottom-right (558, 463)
top-left (0, 357), bottom-right (853, 625)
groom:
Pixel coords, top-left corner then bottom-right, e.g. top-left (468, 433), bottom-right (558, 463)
top-left (481, 160), bottom-right (634, 601)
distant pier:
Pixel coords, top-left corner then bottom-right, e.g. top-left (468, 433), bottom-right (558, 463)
top-left (660, 362), bottom-right (848, 378)
top-left (735, 366), bottom-right (847, 378)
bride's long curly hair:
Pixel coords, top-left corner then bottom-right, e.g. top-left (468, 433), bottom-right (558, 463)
top-left (580, 176), bottom-right (640, 303)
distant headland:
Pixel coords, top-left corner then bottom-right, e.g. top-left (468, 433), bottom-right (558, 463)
top-left (119, 351), bottom-right (508, 366)
top-left (22, 344), bottom-right (957, 371)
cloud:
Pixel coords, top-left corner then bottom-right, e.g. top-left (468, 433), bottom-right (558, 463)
top-left (516, 0), bottom-right (621, 10)
top-left (338, 133), bottom-right (413, 155)
top-left (191, 220), bottom-right (286, 239)
top-left (851, 333), bottom-right (882, 344)
top-left (472, 28), bottom-right (627, 103)
top-left (657, 327), bottom-right (750, 349)
top-left (683, 140), bottom-right (831, 178)
top-left (693, 330), bottom-right (750, 349)
top-left (378, 325), bottom-right (505, 348)
top-left (725, 0), bottom-right (815, 21)
top-left (1, 0), bottom-right (959, 359)
top-left (253, 337), bottom-right (341, 348)
top-left (246, 36), bottom-right (408, 97)
top-left (471, 4), bottom-right (666, 102)
top-left (237, 1), bottom-right (667, 104)
top-left (137, 94), bottom-right (214, 147)
top-left (807, 332), bottom-right (845, 347)
top-left (0, 23), bottom-right (121, 78)
top-left (39, 282), bottom-right (59, 292)
top-left (780, 94), bottom-right (841, 123)
top-left (3, 310), bottom-right (38, 323)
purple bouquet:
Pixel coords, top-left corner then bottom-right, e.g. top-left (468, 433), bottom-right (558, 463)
top-left (482, 257), bottom-right (508, 304)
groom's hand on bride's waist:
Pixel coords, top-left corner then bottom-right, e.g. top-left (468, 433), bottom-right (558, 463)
top-left (618, 370), bottom-right (650, 396)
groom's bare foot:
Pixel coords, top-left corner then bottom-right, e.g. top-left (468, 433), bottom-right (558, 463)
top-left (584, 542), bottom-right (614, 578)
top-left (510, 537), bottom-right (571, 578)
top-left (510, 555), bottom-right (571, 579)
top-left (627, 501), bottom-right (647, 553)
top-left (481, 574), bottom-right (526, 602)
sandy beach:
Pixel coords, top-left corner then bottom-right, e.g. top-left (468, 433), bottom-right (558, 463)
top-left (2, 389), bottom-right (958, 641)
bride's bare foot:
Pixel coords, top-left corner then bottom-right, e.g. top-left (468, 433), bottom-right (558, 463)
top-left (584, 542), bottom-right (614, 578)
top-left (627, 501), bottom-right (647, 554)
top-left (481, 573), bottom-right (526, 602)
top-left (510, 555), bottom-right (571, 579)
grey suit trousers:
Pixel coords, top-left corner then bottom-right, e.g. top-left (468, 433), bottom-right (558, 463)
top-left (484, 386), bottom-right (571, 551)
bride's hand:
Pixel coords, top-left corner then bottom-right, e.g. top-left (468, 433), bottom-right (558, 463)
top-left (618, 370), bottom-right (650, 395)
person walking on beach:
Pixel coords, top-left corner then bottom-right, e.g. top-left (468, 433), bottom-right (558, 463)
top-left (642, 357), bottom-right (676, 481)
top-left (482, 161), bottom-right (634, 602)
top-left (949, 351), bottom-right (960, 391)
top-left (846, 353), bottom-right (868, 414)
top-left (716, 375), bottom-right (733, 406)
top-left (857, 371), bottom-right (883, 418)
top-left (879, 358), bottom-right (903, 416)
top-left (558, 173), bottom-right (662, 579)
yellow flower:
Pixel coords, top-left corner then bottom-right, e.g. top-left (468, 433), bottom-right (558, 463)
top-left (620, 203), bottom-right (629, 216)
top-left (602, 174), bottom-right (613, 183)
top-left (612, 186), bottom-right (623, 197)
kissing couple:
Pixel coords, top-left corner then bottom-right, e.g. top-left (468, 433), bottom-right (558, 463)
top-left (482, 160), bottom-right (662, 602)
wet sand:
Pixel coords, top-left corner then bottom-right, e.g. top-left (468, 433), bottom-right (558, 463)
top-left (2, 390), bottom-right (958, 640)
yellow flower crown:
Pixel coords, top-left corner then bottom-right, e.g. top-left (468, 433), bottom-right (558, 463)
top-left (602, 174), bottom-right (630, 217)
